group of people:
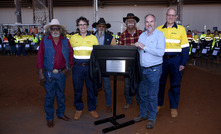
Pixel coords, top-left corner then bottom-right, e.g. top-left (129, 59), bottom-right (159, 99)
top-left (187, 29), bottom-right (221, 56)
top-left (37, 8), bottom-right (189, 129)
top-left (1, 32), bottom-right (42, 56)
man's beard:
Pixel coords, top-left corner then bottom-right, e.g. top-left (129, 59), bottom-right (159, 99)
top-left (51, 31), bottom-right (60, 37)
top-left (98, 30), bottom-right (104, 36)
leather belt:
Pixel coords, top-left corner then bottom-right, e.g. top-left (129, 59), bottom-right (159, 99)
top-left (74, 62), bottom-right (89, 66)
top-left (163, 54), bottom-right (180, 59)
top-left (142, 63), bottom-right (162, 69)
top-left (44, 68), bottom-right (64, 74)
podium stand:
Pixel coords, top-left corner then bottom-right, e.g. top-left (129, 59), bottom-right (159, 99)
top-left (92, 45), bottom-right (138, 133)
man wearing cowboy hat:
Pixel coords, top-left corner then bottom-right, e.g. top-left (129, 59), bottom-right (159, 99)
top-left (119, 13), bottom-right (142, 110)
top-left (92, 18), bottom-right (116, 113)
top-left (37, 18), bottom-right (73, 127)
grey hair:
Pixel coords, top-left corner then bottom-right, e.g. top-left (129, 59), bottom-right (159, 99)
top-left (45, 26), bottom-right (67, 37)
top-left (144, 14), bottom-right (156, 22)
top-left (166, 8), bottom-right (177, 15)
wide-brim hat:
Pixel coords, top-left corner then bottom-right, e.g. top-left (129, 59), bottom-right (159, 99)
top-left (123, 13), bottom-right (140, 23)
top-left (92, 18), bottom-right (111, 29)
top-left (44, 18), bottom-right (66, 30)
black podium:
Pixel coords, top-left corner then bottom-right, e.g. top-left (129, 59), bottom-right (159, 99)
top-left (92, 45), bottom-right (138, 133)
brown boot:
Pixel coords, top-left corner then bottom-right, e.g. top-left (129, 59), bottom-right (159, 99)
top-left (90, 111), bottom-right (99, 118)
top-left (74, 110), bottom-right (82, 120)
top-left (171, 109), bottom-right (178, 118)
top-left (157, 106), bottom-right (162, 113)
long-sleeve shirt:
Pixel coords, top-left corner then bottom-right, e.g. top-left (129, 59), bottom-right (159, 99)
top-left (37, 35), bottom-right (73, 69)
top-left (118, 29), bottom-right (142, 45)
top-left (138, 29), bottom-right (165, 67)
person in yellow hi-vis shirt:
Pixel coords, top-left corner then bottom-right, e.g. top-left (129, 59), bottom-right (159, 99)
top-left (69, 16), bottom-right (99, 120)
top-left (157, 8), bottom-right (189, 118)
top-left (16, 33), bottom-right (27, 56)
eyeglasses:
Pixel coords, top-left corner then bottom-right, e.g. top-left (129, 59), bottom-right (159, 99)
top-left (50, 27), bottom-right (60, 31)
top-left (166, 14), bottom-right (177, 17)
top-left (78, 24), bottom-right (87, 27)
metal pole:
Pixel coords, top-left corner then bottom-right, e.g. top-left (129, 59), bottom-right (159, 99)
top-left (94, 0), bottom-right (98, 22)
top-left (177, 0), bottom-right (183, 25)
top-left (48, 0), bottom-right (53, 22)
top-left (14, 0), bottom-right (22, 24)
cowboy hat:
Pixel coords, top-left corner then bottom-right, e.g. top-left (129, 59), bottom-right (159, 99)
top-left (44, 18), bottom-right (66, 30)
top-left (92, 18), bottom-right (111, 28)
top-left (123, 13), bottom-right (140, 23)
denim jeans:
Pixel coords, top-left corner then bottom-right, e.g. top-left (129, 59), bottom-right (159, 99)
top-left (124, 77), bottom-right (140, 105)
top-left (16, 43), bottom-right (26, 56)
top-left (139, 65), bottom-right (162, 121)
top-left (72, 60), bottom-right (96, 111)
top-left (44, 71), bottom-right (66, 121)
top-left (102, 76), bottom-right (112, 106)
top-left (158, 56), bottom-right (182, 109)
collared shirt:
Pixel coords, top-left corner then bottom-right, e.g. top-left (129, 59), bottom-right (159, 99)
top-left (37, 35), bottom-right (73, 69)
top-left (205, 34), bottom-right (214, 41)
top-left (118, 29), bottom-right (142, 45)
top-left (69, 31), bottom-right (98, 59)
top-left (157, 22), bottom-right (189, 53)
top-left (138, 29), bottom-right (165, 67)
top-left (157, 22), bottom-right (189, 66)
top-left (95, 33), bottom-right (105, 45)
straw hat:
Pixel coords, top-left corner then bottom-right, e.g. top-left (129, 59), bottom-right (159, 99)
top-left (44, 18), bottom-right (66, 30)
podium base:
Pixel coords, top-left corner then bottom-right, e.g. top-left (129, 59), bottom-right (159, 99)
top-left (94, 114), bottom-right (135, 133)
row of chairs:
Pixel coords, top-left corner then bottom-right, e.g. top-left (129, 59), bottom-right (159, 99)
top-left (189, 42), bottom-right (221, 66)
top-left (0, 42), bottom-right (39, 55)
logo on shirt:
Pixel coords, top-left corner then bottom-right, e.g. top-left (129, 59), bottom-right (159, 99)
top-left (171, 32), bottom-right (177, 35)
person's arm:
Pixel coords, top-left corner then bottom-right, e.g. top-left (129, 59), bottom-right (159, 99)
top-left (144, 32), bottom-right (165, 57)
top-left (37, 37), bottom-right (45, 85)
top-left (180, 27), bottom-right (190, 68)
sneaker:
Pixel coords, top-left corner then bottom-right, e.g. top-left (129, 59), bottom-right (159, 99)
top-left (106, 106), bottom-right (112, 113)
top-left (74, 110), bottom-right (82, 120)
top-left (90, 111), bottom-right (99, 118)
top-left (123, 104), bottom-right (131, 110)
top-left (133, 116), bottom-right (148, 122)
top-left (171, 109), bottom-right (178, 118)
top-left (146, 120), bottom-right (156, 129)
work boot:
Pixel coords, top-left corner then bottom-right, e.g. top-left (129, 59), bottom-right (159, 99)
top-left (146, 120), bottom-right (156, 129)
top-left (74, 110), bottom-right (82, 120)
top-left (171, 109), bottom-right (178, 118)
top-left (157, 106), bottom-right (162, 113)
top-left (90, 111), bottom-right (99, 118)
top-left (133, 116), bottom-right (148, 122)
top-left (122, 104), bottom-right (131, 110)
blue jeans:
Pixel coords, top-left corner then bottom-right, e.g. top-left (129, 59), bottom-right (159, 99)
top-left (158, 56), bottom-right (182, 109)
top-left (44, 71), bottom-right (66, 121)
top-left (10, 45), bottom-right (16, 54)
top-left (102, 76), bottom-right (112, 106)
top-left (16, 43), bottom-right (26, 56)
top-left (72, 60), bottom-right (96, 111)
top-left (139, 65), bottom-right (162, 121)
top-left (124, 77), bottom-right (140, 105)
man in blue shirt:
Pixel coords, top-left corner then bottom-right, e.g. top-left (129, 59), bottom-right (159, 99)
top-left (133, 14), bottom-right (165, 129)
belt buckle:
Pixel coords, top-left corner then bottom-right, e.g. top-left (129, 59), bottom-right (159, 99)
top-left (52, 69), bottom-right (59, 74)
top-left (82, 63), bottom-right (86, 66)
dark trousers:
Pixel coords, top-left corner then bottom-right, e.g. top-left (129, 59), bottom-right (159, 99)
top-left (158, 55), bottom-right (182, 109)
